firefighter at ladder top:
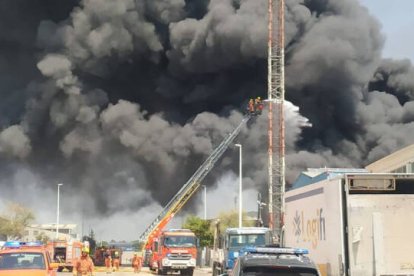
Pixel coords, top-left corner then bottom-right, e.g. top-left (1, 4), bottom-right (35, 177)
top-left (73, 247), bottom-right (94, 276)
top-left (247, 97), bottom-right (263, 115)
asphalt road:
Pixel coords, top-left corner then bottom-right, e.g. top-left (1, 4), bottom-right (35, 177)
top-left (58, 267), bottom-right (212, 276)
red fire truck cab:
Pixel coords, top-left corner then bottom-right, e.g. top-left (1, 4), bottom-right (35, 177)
top-left (150, 229), bottom-right (198, 276)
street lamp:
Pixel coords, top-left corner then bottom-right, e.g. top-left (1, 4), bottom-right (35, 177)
top-left (235, 144), bottom-right (242, 228)
top-left (56, 183), bottom-right (63, 239)
top-left (202, 185), bottom-right (207, 220)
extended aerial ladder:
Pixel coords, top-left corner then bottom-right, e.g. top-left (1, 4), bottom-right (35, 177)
top-left (139, 106), bottom-right (261, 260)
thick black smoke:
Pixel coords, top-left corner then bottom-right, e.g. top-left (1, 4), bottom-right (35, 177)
top-left (1, 0), bottom-right (414, 239)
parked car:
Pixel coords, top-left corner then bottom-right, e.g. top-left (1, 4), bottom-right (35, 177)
top-left (227, 246), bottom-right (320, 276)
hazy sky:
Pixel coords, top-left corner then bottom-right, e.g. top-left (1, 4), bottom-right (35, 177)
top-left (359, 0), bottom-right (414, 61)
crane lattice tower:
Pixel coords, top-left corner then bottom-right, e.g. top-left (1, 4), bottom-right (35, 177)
top-left (267, 0), bottom-right (285, 242)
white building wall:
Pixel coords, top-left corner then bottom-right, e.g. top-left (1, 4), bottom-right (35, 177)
top-left (22, 225), bottom-right (77, 242)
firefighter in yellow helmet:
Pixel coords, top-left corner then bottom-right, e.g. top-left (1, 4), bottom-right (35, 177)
top-left (73, 247), bottom-right (94, 276)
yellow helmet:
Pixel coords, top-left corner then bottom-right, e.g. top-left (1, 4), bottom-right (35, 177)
top-left (82, 247), bottom-right (89, 253)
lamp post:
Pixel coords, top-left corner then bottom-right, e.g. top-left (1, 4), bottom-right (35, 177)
top-left (235, 144), bottom-right (242, 228)
top-left (202, 185), bottom-right (207, 220)
top-left (56, 183), bottom-right (63, 239)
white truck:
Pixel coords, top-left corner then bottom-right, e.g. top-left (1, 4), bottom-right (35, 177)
top-left (284, 171), bottom-right (414, 276)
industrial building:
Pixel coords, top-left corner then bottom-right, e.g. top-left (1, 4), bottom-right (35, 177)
top-left (23, 224), bottom-right (78, 242)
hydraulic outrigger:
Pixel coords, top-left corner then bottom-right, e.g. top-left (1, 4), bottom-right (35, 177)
top-left (139, 99), bottom-right (263, 264)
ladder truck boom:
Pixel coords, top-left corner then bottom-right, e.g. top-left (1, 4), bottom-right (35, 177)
top-left (139, 113), bottom-right (254, 251)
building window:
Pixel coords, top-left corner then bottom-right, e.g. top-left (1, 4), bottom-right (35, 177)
top-left (392, 166), bottom-right (406, 173)
top-left (24, 230), bottom-right (29, 236)
top-left (33, 230), bottom-right (39, 236)
top-left (409, 163), bottom-right (414, 173)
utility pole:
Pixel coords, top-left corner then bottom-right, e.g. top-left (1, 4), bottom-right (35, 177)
top-left (202, 185), bottom-right (207, 220)
top-left (235, 144), bottom-right (243, 228)
top-left (56, 183), bottom-right (63, 239)
top-left (267, 0), bottom-right (286, 244)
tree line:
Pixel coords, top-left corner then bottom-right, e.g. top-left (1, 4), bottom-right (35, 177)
top-left (0, 202), bottom-right (35, 241)
top-left (0, 202), bottom-right (255, 248)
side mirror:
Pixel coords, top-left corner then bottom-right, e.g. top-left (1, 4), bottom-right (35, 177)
top-left (49, 263), bottom-right (60, 270)
top-left (196, 238), bottom-right (200, 248)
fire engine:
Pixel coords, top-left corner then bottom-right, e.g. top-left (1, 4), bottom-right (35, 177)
top-left (46, 240), bottom-right (83, 272)
top-left (139, 106), bottom-right (262, 275)
top-left (150, 229), bottom-right (197, 275)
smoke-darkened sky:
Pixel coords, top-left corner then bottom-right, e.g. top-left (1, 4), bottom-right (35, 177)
top-left (1, 0), bottom-right (414, 241)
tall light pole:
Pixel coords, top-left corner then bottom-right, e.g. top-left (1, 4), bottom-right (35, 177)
top-left (56, 183), bottom-right (63, 239)
top-left (202, 185), bottom-right (207, 220)
top-left (235, 144), bottom-right (243, 228)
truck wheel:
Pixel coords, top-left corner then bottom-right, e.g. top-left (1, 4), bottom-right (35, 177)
top-left (157, 268), bottom-right (164, 275)
top-left (212, 263), bottom-right (217, 276)
top-left (67, 266), bottom-right (73, 272)
top-left (57, 267), bottom-right (63, 272)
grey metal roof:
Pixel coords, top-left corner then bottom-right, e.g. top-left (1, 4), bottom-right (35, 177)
top-left (290, 167), bottom-right (368, 190)
top-left (225, 227), bottom-right (270, 234)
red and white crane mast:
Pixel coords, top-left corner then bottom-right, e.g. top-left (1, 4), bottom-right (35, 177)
top-left (267, 0), bottom-right (286, 243)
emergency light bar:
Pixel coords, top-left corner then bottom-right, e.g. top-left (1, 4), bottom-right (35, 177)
top-left (241, 247), bottom-right (309, 255)
top-left (3, 241), bottom-right (43, 248)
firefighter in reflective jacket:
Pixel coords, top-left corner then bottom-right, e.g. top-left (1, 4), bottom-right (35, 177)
top-left (104, 249), bottom-right (112, 273)
top-left (248, 99), bottom-right (255, 113)
top-left (112, 251), bottom-right (120, 272)
top-left (255, 97), bottom-right (263, 114)
top-left (73, 247), bottom-right (94, 276)
top-left (132, 253), bottom-right (142, 273)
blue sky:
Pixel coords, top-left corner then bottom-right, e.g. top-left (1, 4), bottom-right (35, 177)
top-left (359, 0), bottom-right (414, 62)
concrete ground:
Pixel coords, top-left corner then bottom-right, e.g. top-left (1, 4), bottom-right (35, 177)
top-left (58, 266), bottom-right (212, 276)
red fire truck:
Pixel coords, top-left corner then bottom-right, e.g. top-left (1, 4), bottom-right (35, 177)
top-left (150, 229), bottom-right (197, 276)
top-left (46, 240), bottom-right (83, 272)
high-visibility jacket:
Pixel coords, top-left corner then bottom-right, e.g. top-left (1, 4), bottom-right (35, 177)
top-left (73, 255), bottom-right (94, 275)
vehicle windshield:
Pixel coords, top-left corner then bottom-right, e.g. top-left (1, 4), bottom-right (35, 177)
top-left (0, 252), bottom-right (46, 270)
top-left (228, 234), bottom-right (266, 249)
top-left (164, 236), bottom-right (196, 248)
top-left (242, 266), bottom-right (318, 276)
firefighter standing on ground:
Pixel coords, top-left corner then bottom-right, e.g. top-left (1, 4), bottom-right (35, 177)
top-left (73, 247), bottom-right (94, 276)
top-left (132, 253), bottom-right (142, 273)
top-left (112, 251), bottom-right (120, 272)
top-left (104, 249), bottom-right (112, 273)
